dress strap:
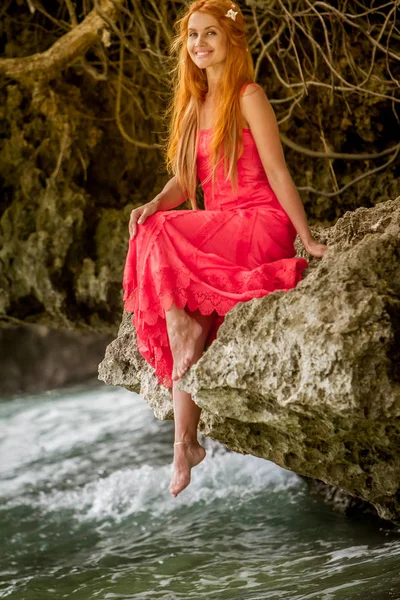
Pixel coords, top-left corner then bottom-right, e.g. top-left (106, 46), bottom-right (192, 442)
top-left (239, 82), bottom-right (263, 95)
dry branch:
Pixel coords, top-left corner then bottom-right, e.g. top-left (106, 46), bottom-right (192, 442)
top-left (0, 0), bottom-right (123, 82)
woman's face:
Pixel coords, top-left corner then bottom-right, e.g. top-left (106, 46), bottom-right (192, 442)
top-left (187, 11), bottom-right (228, 71)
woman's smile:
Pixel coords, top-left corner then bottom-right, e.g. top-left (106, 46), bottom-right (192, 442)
top-left (195, 51), bottom-right (213, 58)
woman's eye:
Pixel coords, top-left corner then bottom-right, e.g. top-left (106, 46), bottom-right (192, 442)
top-left (189, 31), bottom-right (216, 37)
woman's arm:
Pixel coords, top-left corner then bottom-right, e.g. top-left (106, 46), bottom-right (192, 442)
top-left (129, 175), bottom-right (187, 238)
top-left (240, 85), bottom-right (328, 257)
top-left (153, 175), bottom-right (188, 211)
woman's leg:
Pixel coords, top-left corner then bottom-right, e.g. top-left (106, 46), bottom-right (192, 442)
top-left (167, 307), bottom-right (216, 497)
top-left (165, 302), bottom-right (204, 381)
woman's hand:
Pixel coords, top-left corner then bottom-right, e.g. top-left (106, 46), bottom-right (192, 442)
top-left (302, 236), bottom-right (329, 258)
top-left (129, 197), bottom-right (161, 239)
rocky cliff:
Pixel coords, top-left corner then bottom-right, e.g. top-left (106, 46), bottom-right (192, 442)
top-left (99, 196), bottom-right (400, 521)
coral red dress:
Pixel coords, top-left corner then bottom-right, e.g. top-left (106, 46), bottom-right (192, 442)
top-left (123, 120), bottom-right (308, 389)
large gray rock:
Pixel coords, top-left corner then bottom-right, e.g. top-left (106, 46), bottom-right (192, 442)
top-left (0, 324), bottom-right (112, 397)
top-left (98, 197), bottom-right (400, 521)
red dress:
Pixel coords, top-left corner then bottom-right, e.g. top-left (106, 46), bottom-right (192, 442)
top-left (123, 120), bottom-right (308, 389)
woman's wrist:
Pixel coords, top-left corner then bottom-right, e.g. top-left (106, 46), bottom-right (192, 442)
top-left (149, 195), bottom-right (162, 211)
top-left (298, 227), bottom-right (313, 246)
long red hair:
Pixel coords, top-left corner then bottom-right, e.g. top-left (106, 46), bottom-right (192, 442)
top-left (165, 0), bottom-right (255, 209)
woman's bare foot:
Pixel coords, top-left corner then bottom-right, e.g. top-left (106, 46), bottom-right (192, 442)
top-left (169, 441), bottom-right (206, 497)
top-left (166, 310), bottom-right (203, 381)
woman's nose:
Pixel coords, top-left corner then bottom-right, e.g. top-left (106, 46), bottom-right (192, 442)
top-left (195, 35), bottom-right (207, 46)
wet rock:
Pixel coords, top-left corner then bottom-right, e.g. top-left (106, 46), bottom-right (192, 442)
top-left (306, 479), bottom-right (380, 519)
top-left (98, 196), bottom-right (400, 521)
top-left (0, 323), bottom-right (112, 397)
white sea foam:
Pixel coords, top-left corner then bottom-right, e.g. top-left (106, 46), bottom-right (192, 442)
top-left (0, 386), bottom-right (152, 474)
top-left (327, 541), bottom-right (400, 563)
top-left (0, 385), bottom-right (157, 492)
top-left (31, 449), bottom-right (301, 523)
top-left (1, 384), bottom-right (302, 521)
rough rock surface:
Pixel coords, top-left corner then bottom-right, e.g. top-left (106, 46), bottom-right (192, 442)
top-left (98, 197), bottom-right (400, 521)
top-left (0, 324), bottom-right (112, 397)
top-left (0, 82), bottom-right (167, 334)
top-left (306, 479), bottom-right (381, 519)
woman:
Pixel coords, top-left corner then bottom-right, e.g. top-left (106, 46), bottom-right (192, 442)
top-left (123, 0), bottom-right (328, 498)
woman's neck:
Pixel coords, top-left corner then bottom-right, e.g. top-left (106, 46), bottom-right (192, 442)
top-left (205, 89), bottom-right (218, 101)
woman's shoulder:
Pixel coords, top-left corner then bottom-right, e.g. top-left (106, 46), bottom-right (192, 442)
top-left (238, 83), bottom-right (265, 129)
top-left (239, 82), bottom-right (264, 96)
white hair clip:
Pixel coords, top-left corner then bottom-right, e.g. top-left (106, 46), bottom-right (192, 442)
top-left (225, 8), bottom-right (238, 20)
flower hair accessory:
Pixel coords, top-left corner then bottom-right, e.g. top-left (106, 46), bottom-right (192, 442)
top-left (225, 5), bottom-right (238, 20)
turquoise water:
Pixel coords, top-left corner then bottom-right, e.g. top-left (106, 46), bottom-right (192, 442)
top-left (1, 383), bottom-right (400, 599)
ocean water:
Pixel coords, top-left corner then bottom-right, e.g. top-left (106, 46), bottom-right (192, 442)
top-left (1, 383), bottom-right (400, 600)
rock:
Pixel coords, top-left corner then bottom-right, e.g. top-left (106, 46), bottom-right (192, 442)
top-left (306, 479), bottom-right (380, 519)
top-left (98, 196), bottom-right (400, 521)
top-left (0, 82), bottom-right (168, 334)
top-left (0, 323), bottom-right (112, 397)
top-left (98, 311), bottom-right (173, 417)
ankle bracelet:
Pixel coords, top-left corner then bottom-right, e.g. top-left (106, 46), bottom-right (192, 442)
top-left (174, 440), bottom-right (197, 446)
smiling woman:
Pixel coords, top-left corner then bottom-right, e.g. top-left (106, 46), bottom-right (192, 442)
top-left (187, 22), bottom-right (224, 68)
top-left (122, 0), bottom-right (328, 498)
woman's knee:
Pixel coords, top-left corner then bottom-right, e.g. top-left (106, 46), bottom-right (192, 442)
top-left (189, 311), bottom-right (217, 363)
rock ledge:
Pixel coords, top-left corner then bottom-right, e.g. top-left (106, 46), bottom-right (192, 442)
top-left (99, 197), bottom-right (400, 521)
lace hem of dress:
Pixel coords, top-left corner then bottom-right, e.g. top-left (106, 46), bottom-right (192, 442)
top-left (122, 258), bottom-right (307, 390)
